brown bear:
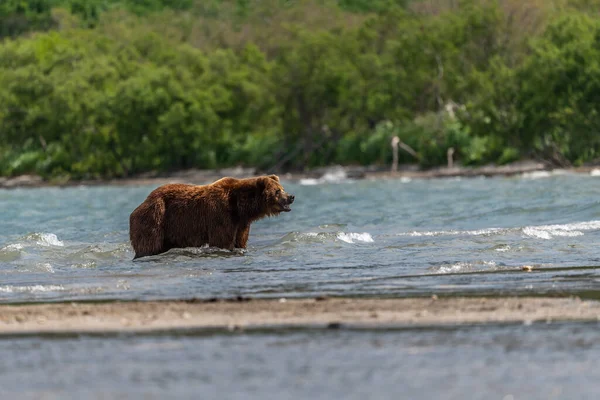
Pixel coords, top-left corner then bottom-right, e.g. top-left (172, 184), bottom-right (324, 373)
top-left (129, 175), bottom-right (294, 259)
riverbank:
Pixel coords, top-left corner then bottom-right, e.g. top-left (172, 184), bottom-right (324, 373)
top-left (0, 296), bottom-right (599, 336)
top-left (2, 160), bottom-right (600, 189)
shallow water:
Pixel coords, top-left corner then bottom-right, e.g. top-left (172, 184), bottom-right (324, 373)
top-left (1, 323), bottom-right (600, 399)
top-left (3, 172), bottom-right (600, 398)
top-left (2, 172), bottom-right (600, 302)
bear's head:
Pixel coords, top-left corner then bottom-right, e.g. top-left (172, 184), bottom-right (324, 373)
top-left (262, 175), bottom-right (295, 214)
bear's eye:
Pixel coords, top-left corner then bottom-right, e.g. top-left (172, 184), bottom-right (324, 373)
top-left (275, 189), bottom-right (281, 196)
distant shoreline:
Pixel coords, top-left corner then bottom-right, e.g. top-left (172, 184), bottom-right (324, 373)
top-left (0, 296), bottom-right (598, 336)
top-left (1, 160), bottom-right (599, 189)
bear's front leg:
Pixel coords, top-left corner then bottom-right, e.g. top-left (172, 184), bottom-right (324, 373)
top-left (235, 223), bottom-right (250, 249)
top-left (208, 221), bottom-right (237, 251)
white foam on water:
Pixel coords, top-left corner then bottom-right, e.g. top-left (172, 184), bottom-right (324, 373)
top-left (156, 245), bottom-right (245, 259)
top-left (399, 220), bottom-right (600, 240)
top-left (400, 228), bottom-right (504, 237)
top-left (299, 167), bottom-right (350, 186)
top-left (3, 244), bottom-right (24, 250)
top-left (521, 221), bottom-right (595, 240)
top-left (437, 262), bottom-right (470, 274)
top-left (522, 227), bottom-right (552, 240)
top-left (281, 231), bottom-right (375, 244)
top-left (0, 285), bottom-right (64, 293)
top-left (285, 232), bottom-right (322, 241)
top-left (539, 220), bottom-right (600, 231)
top-left (521, 169), bottom-right (571, 179)
top-left (521, 171), bottom-right (552, 179)
top-left (337, 232), bottom-right (374, 244)
top-left (0, 243), bottom-right (24, 262)
top-left (298, 178), bottom-right (320, 186)
top-left (1, 234), bottom-right (64, 252)
top-left (36, 233), bottom-right (64, 247)
top-left (37, 263), bottom-right (55, 273)
top-left (494, 245), bottom-right (511, 252)
top-left (435, 260), bottom-right (497, 274)
top-left (590, 168), bottom-right (600, 177)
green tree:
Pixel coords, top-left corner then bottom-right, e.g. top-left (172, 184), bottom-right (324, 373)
top-left (517, 13), bottom-right (600, 165)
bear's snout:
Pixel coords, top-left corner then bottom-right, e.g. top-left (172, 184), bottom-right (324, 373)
top-left (278, 193), bottom-right (294, 212)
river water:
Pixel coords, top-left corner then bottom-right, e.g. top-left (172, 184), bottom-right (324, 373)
top-left (1, 322), bottom-right (599, 400)
top-left (1, 171), bottom-right (600, 302)
top-left (1, 171), bottom-right (600, 398)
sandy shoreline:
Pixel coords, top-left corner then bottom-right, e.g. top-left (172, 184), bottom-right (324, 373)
top-left (2, 161), bottom-right (600, 189)
top-left (0, 296), bottom-right (599, 335)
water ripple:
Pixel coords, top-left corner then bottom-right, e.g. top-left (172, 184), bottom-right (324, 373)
top-left (0, 175), bottom-right (600, 301)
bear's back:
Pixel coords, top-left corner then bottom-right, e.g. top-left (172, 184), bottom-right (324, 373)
top-left (155, 183), bottom-right (232, 247)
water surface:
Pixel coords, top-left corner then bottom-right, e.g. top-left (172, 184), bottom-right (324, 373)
top-left (1, 172), bottom-right (600, 302)
top-left (1, 323), bottom-right (599, 399)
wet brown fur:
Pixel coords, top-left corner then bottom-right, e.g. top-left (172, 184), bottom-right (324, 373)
top-left (129, 175), bottom-right (294, 259)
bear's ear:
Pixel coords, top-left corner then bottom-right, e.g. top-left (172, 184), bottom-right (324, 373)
top-left (257, 177), bottom-right (268, 192)
top-left (267, 174), bottom-right (280, 182)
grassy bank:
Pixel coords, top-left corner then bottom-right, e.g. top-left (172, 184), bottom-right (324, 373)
top-left (1, 0), bottom-right (600, 180)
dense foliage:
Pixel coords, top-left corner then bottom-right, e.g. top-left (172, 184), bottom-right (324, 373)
top-left (1, 0), bottom-right (600, 179)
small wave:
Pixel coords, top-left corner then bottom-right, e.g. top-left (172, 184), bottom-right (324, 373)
top-left (36, 263), bottom-right (55, 273)
top-left (0, 284), bottom-right (64, 293)
top-left (20, 233), bottom-right (64, 247)
top-left (521, 169), bottom-right (572, 179)
top-left (136, 246), bottom-right (245, 261)
top-left (436, 262), bottom-right (472, 274)
top-left (299, 167), bottom-right (350, 186)
top-left (534, 220), bottom-right (600, 232)
top-left (399, 220), bottom-right (600, 240)
top-left (2, 233), bottom-right (64, 254)
top-left (318, 224), bottom-right (347, 230)
top-left (521, 171), bottom-right (552, 179)
top-left (279, 232), bottom-right (331, 244)
top-left (522, 227), bottom-right (583, 240)
top-left (279, 231), bottom-right (374, 245)
top-left (0, 244), bottom-right (24, 262)
top-left (72, 261), bottom-right (97, 269)
top-left (399, 228), bottom-right (505, 237)
top-left (591, 168), bottom-right (600, 177)
top-left (337, 232), bottom-right (374, 243)
top-left (37, 233), bottom-right (64, 247)
top-left (521, 221), bottom-right (597, 240)
top-left (492, 244), bottom-right (511, 252)
top-left (71, 243), bottom-right (132, 261)
top-left (3, 244), bottom-right (24, 250)
top-left (298, 178), bottom-right (322, 186)
top-left (1, 234), bottom-right (64, 262)
top-left (432, 260), bottom-right (498, 274)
